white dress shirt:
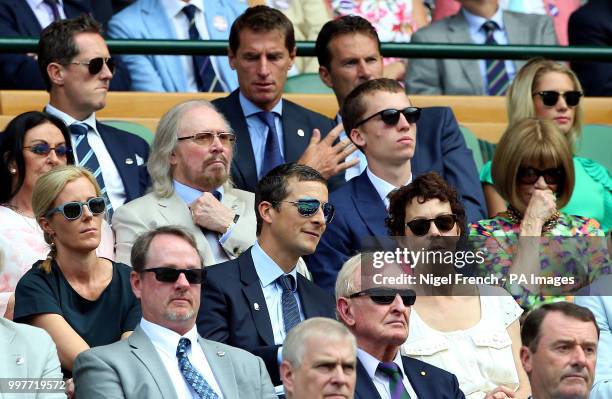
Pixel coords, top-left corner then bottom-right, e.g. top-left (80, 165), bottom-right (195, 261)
top-left (366, 168), bottom-right (412, 209)
top-left (357, 349), bottom-right (419, 399)
top-left (140, 318), bottom-right (224, 399)
top-left (26, 0), bottom-right (67, 29)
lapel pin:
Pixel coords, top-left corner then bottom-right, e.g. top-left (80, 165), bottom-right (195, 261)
top-left (125, 158), bottom-right (134, 165)
top-left (420, 371), bottom-right (426, 376)
top-left (254, 303), bottom-right (260, 311)
top-left (297, 129), bottom-right (305, 137)
top-left (16, 356), bottom-right (24, 365)
top-left (216, 351), bottom-right (225, 357)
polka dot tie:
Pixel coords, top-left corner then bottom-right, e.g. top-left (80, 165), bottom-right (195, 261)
top-left (176, 338), bottom-right (219, 399)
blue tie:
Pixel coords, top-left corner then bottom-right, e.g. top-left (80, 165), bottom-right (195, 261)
top-left (182, 5), bottom-right (222, 92)
top-left (212, 190), bottom-right (221, 202)
top-left (378, 362), bottom-right (411, 399)
top-left (70, 123), bottom-right (113, 218)
top-left (43, 0), bottom-right (61, 21)
top-left (176, 338), bottom-right (219, 399)
top-left (277, 274), bottom-right (301, 334)
top-left (256, 111), bottom-right (284, 178)
top-left (482, 20), bottom-right (510, 96)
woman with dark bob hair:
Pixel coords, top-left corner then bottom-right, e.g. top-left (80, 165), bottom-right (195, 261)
top-left (387, 172), bottom-right (530, 399)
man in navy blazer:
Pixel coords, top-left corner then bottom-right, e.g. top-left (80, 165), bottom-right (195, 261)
top-left (197, 163), bottom-right (336, 386)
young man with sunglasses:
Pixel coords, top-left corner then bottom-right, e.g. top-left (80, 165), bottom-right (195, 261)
top-left (73, 226), bottom-right (277, 398)
top-left (198, 163), bottom-right (336, 388)
top-left (38, 15), bottom-right (150, 214)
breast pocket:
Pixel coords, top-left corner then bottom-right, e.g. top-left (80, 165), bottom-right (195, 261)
top-left (469, 329), bottom-right (519, 388)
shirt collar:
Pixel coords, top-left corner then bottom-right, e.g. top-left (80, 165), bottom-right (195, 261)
top-left (45, 103), bottom-right (97, 133)
top-left (239, 91), bottom-right (283, 118)
top-left (140, 317), bottom-right (200, 356)
top-left (357, 348), bottom-right (406, 380)
top-left (173, 180), bottom-right (224, 205)
top-left (251, 241), bottom-right (299, 288)
top-left (366, 168), bottom-right (411, 205)
top-left (461, 5), bottom-right (505, 36)
top-left (162, 0), bottom-right (204, 18)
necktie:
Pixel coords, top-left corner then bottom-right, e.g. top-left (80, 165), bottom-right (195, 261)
top-left (212, 190), bottom-right (221, 202)
top-left (256, 111), bottom-right (284, 178)
top-left (176, 338), bottom-right (219, 399)
top-left (482, 20), bottom-right (510, 96)
top-left (277, 274), bottom-right (301, 334)
top-left (70, 123), bottom-right (113, 218)
top-left (181, 5), bottom-right (222, 92)
top-left (43, 0), bottom-right (61, 22)
top-left (378, 362), bottom-right (411, 399)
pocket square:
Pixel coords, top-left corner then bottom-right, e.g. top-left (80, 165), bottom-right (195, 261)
top-left (136, 154), bottom-right (144, 166)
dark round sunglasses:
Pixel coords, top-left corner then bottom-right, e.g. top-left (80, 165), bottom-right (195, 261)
top-left (349, 288), bottom-right (416, 307)
top-left (142, 267), bottom-right (205, 284)
top-left (517, 167), bottom-right (564, 185)
top-left (406, 214), bottom-right (457, 237)
top-left (276, 199), bottom-right (335, 224)
top-left (24, 143), bottom-right (72, 157)
top-left (355, 107), bottom-right (422, 128)
top-left (532, 91), bottom-right (582, 107)
top-left (69, 57), bottom-right (115, 75)
top-left (45, 197), bottom-right (106, 220)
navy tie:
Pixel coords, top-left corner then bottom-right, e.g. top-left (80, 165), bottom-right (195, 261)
top-left (43, 0), bottom-right (61, 21)
top-left (256, 111), bottom-right (284, 178)
top-left (181, 5), bottom-right (222, 92)
top-left (176, 338), bottom-right (219, 399)
top-left (212, 190), bottom-right (221, 202)
top-left (482, 20), bottom-right (510, 96)
top-left (378, 362), bottom-right (411, 399)
top-left (277, 274), bottom-right (301, 334)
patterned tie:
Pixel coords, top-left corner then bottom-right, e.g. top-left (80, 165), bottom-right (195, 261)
top-left (176, 338), bottom-right (219, 399)
top-left (43, 0), bottom-right (61, 21)
top-left (378, 362), bottom-right (411, 399)
top-left (482, 20), bottom-right (510, 96)
top-left (277, 274), bottom-right (301, 334)
top-left (256, 111), bottom-right (284, 178)
top-left (70, 123), bottom-right (113, 218)
top-left (181, 5), bottom-right (222, 92)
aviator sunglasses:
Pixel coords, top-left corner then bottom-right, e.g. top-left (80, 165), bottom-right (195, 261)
top-left (532, 91), bottom-right (582, 107)
top-left (275, 199), bottom-right (335, 224)
top-left (349, 288), bottom-right (416, 306)
top-left (355, 107), bottom-right (422, 128)
top-left (69, 57), bottom-right (115, 75)
top-left (24, 143), bottom-right (72, 157)
top-left (406, 214), bottom-right (457, 237)
top-left (517, 167), bottom-right (563, 185)
top-left (46, 197), bottom-right (106, 220)
top-left (142, 267), bottom-right (205, 284)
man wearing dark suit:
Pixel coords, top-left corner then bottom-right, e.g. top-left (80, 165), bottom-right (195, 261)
top-left (212, 5), bottom-right (357, 193)
top-left (38, 15), bottom-right (149, 210)
top-left (198, 163), bottom-right (336, 386)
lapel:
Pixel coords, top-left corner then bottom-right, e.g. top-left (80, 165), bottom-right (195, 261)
top-left (401, 356), bottom-right (436, 398)
top-left (352, 173), bottom-right (389, 238)
top-left (220, 183), bottom-right (244, 220)
top-left (447, 12), bottom-right (483, 94)
top-left (281, 99), bottom-right (314, 162)
top-left (199, 337), bottom-right (239, 398)
top-left (295, 274), bottom-right (324, 318)
top-left (11, 0), bottom-right (43, 34)
top-left (63, 0), bottom-right (92, 19)
top-left (238, 249), bottom-right (276, 346)
top-left (0, 319), bottom-right (25, 379)
top-left (502, 11), bottom-right (524, 70)
top-left (355, 358), bottom-right (382, 399)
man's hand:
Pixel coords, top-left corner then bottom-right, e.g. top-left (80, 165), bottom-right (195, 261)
top-left (296, 123), bottom-right (359, 180)
top-left (190, 192), bottom-right (235, 234)
top-left (484, 385), bottom-right (516, 399)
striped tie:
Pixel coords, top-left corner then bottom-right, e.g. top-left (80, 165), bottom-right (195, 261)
top-left (277, 274), bottom-right (301, 333)
top-left (482, 20), bottom-right (510, 96)
top-left (378, 362), bottom-right (411, 399)
top-left (176, 338), bottom-right (219, 399)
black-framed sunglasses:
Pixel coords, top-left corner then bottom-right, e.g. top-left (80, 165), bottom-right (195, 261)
top-left (355, 107), bottom-right (421, 128)
top-left (24, 143), bottom-right (72, 157)
top-left (177, 131), bottom-right (237, 147)
top-left (517, 167), bottom-right (564, 185)
top-left (406, 214), bottom-right (457, 237)
top-left (349, 288), bottom-right (416, 306)
top-left (45, 197), bottom-right (106, 220)
top-left (142, 267), bottom-right (205, 284)
top-left (532, 91), bottom-right (582, 107)
top-left (69, 57), bottom-right (115, 75)
top-left (275, 199), bottom-right (335, 224)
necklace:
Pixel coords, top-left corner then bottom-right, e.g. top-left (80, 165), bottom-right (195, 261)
top-left (506, 205), bottom-right (560, 233)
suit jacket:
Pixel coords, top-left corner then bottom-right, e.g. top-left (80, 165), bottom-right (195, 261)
top-left (73, 325), bottom-right (276, 399)
top-left (112, 184), bottom-right (256, 266)
top-left (307, 107), bottom-right (486, 293)
top-left (213, 90), bottom-right (342, 193)
top-left (0, 318), bottom-right (65, 399)
top-left (107, 0), bottom-right (242, 92)
top-left (355, 356), bottom-right (465, 399)
top-left (405, 10), bottom-right (557, 95)
top-left (0, 0), bottom-right (130, 90)
top-left (197, 247), bottom-right (336, 385)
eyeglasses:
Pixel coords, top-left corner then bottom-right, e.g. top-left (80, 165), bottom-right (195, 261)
top-left (349, 288), bottom-right (416, 306)
top-left (45, 197), bottom-right (106, 220)
top-left (69, 57), bottom-right (115, 75)
top-left (142, 267), bottom-right (205, 284)
top-left (24, 143), bottom-right (71, 157)
top-left (275, 199), bottom-right (335, 224)
top-left (532, 91), bottom-right (582, 107)
top-left (406, 214), bottom-right (457, 237)
top-left (177, 131), bottom-right (237, 147)
top-left (517, 167), bottom-right (564, 185)
top-left (355, 107), bottom-right (421, 128)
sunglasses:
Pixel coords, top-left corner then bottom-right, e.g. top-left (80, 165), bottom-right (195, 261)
top-left (46, 197), bottom-right (106, 220)
top-left (276, 199), bottom-right (335, 224)
top-left (142, 267), bottom-right (205, 284)
top-left (355, 107), bottom-right (421, 128)
top-left (517, 167), bottom-right (564, 185)
top-left (349, 288), bottom-right (416, 306)
top-left (532, 91), bottom-right (582, 107)
top-left (24, 143), bottom-right (71, 157)
top-left (177, 131), bottom-right (236, 147)
top-left (406, 214), bottom-right (457, 237)
top-left (69, 57), bottom-right (115, 75)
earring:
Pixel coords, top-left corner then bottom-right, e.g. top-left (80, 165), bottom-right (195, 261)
top-left (9, 168), bottom-right (16, 174)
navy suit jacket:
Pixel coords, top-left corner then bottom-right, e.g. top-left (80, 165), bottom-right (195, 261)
top-left (355, 356), bottom-right (465, 399)
top-left (212, 90), bottom-right (343, 192)
top-left (197, 247), bottom-right (336, 385)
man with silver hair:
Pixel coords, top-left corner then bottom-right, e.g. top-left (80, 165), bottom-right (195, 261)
top-left (112, 99), bottom-right (257, 266)
top-left (281, 317), bottom-right (357, 399)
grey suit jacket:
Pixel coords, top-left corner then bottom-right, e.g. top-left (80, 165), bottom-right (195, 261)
top-left (0, 318), bottom-right (65, 399)
top-left (112, 183), bottom-right (256, 266)
top-left (73, 325), bottom-right (276, 399)
top-left (405, 10), bottom-right (557, 95)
